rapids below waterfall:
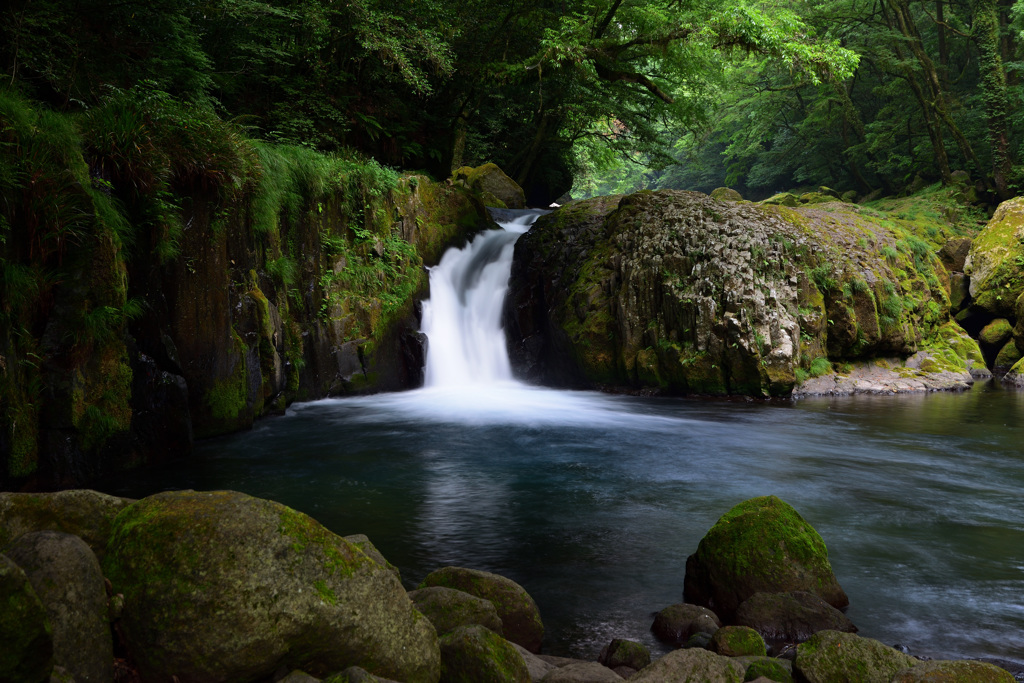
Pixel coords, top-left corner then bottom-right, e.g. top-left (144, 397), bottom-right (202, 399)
top-left (101, 210), bottom-right (1024, 665)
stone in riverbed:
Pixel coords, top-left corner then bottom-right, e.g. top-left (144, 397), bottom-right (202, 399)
top-left (103, 490), bottom-right (439, 683)
top-left (709, 625), bottom-right (767, 657)
top-left (598, 638), bottom-right (651, 670)
top-left (438, 624), bottom-right (530, 683)
top-left (794, 630), bottom-right (918, 683)
top-left (684, 496), bottom-right (848, 622)
top-left (890, 659), bottom-right (1016, 682)
top-left (409, 585), bottom-right (504, 637)
top-left (420, 566), bottom-right (544, 653)
top-left (3, 532), bottom-right (113, 683)
top-left (629, 649), bottom-right (745, 682)
top-left (651, 603), bottom-right (722, 645)
top-left (0, 553), bottom-right (53, 683)
top-left (734, 591), bottom-right (857, 648)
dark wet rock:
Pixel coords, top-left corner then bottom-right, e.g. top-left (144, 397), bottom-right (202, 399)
top-left (734, 591), bottom-right (857, 649)
top-left (891, 659), bottom-right (1015, 682)
top-left (511, 643), bottom-right (555, 682)
top-left (684, 497), bottom-right (848, 622)
top-left (794, 630), bottom-right (918, 683)
top-left (710, 625), bottom-right (767, 657)
top-left (598, 638), bottom-right (651, 670)
top-left (684, 631), bottom-right (716, 650)
top-left (0, 489), bottom-right (133, 560)
top-left (630, 649), bottom-right (745, 682)
top-left (0, 553), bottom-right (53, 683)
top-left (409, 585), bottom-right (504, 637)
top-left (939, 237), bottom-right (973, 273)
top-left (3, 532), bottom-right (112, 683)
top-left (438, 624), bottom-right (530, 683)
top-left (651, 603), bottom-right (722, 645)
top-left (539, 661), bottom-right (623, 682)
top-left (103, 490), bottom-right (438, 683)
top-left (420, 566), bottom-right (544, 653)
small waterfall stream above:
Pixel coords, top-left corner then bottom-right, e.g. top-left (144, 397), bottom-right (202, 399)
top-left (420, 209), bottom-right (544, 387)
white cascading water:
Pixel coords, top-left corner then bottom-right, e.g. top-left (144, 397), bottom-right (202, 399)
top-left (421, 210), bottom-right (544, 387)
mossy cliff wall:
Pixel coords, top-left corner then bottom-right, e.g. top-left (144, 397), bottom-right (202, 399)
top-left (0, 92), bottom-right (490, 489)
top-left (504, 189), bottom-right (987, 396)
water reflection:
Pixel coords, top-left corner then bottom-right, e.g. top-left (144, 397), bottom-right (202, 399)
top-left (100, 381), bottom-right (1024, 664)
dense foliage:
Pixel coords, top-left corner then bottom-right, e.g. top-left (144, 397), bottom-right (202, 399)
top-left (3, 0), bottom-right (859, 202)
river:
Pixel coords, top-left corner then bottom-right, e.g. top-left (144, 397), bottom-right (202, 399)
top-left (99, 211), bottom-right (1024, 665)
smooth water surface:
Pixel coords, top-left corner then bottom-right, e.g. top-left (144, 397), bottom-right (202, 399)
top-left (102, 381), bottom-right (1024, 663)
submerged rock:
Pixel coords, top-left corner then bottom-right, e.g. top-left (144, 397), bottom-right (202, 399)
top-left (734, 591), bottom-right (857, 648)
top-left (505, 189), bottom-right (981, 398)
top-left (684, 496), bottom-right (847, 622)
top-left (0, 553), bottom-right (53, 683)
top-left (651, 603), bottom-right (722, 645)
top-left (3, 532), bottom-right (113, 683)
top-left (420, 566), bottom-right (544, 653)
top-left (103, 490), bottom-right (439, 683)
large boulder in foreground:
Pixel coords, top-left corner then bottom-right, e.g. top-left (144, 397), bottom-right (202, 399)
top-left (505, 189), bottom-right (982, 398)
top-left (103, 490), bottom-right (439, 683)
top-left (0, 489), bottom-right (133, 560)
top-left (794, 630), bottom-right (917, 683)
top-left (684, 496), bottom-right (847, 622)
top-left (420, 567), bottom-right (544, 653)
top-left (3, 532), bottom-right (113, 683)
top-left (438, 624), bottom-right (530, 683)
top-left (629, 648), bottom-right (745, 682)
top-left (965, 197), bottom-right (1024, 317)
top-left (0, 553), bottom-right (53, 683)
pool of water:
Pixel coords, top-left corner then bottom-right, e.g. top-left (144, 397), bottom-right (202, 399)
top-left (100, 379), bottom-right (1024, 664)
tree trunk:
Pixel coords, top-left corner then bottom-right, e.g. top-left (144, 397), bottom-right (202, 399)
top-left (974, 0), bottom-right (1014, 199)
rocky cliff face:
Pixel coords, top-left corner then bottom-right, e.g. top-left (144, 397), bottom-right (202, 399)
top-left (505, 189), bottom-right (987, 397)
top-left (0, 98), bottom-right (492, 489)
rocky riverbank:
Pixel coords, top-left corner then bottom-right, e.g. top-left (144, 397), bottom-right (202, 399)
top-left (2, 489), bottom-right (1020, 683)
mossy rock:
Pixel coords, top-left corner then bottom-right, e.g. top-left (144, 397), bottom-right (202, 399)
top-left (630, 649), bottom-right (745, 682)
top-left (979, 318), bottom-right (1013, 348)
top-left (438, 624), bottom-right (530, 683)
top-left (1004, 355), bottom-right (1024, 387)
top-left (651, 603), bottom-right (722, 645)
top-left (741, 657), bottom-right (793, 682)
top-left (684, 497), bottom-right (847, 622)
top-left (711, 187), bottom-right (743, 201)
top-left (0, 553), bottom-right (53, 683)
top-left (966, 196), bottom-right (1024, 317)
top-left (760, 193), bottom-right (799, 207)
top-left (540, 661), bottom-right (624, 682)
top-left (798, 192), bottom-right (834, 205)
top-left (598, 638), bottom-right (651, 670)
top-left (103, 490), bottom-right (439, 683)
top-left (890, 659), bottom-right (1015, 682)
top-left (0, 489), bottom-right (134, 561)
top-left (995, 340), bottom-right (1023, 371)
top-left (711, 626), bottom-right (767, 657)
top-left (453, 164), bottom-right (526, 209)
top-left (794, 630), bottom-right (917, 683)
top-left (420, 566), bottom-right (544, 653)
top-left (734, 591), bottom-right (856, 648)
top-left (408, 586), bottom-right (504, 637)
top-left (344, 533), bottom-right (400, 581)
top-left (3, 532), bottom-right (113, 683)
top-left (325, 666), bottom-right (401, 683)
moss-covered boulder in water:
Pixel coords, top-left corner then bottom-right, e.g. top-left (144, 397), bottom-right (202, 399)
top-left (994, 339), bottom-right (1022, 371)
top-left (651, 603), bottom-right (722, 645)
top-left (420, 566), bottom-right (544, 653)
top-left (710, 626), bottom-right (767, 657)
top-left (0, 553), bottom-right (53, 683)
top-left (734, 591), bottom-right (856, 647)
top-left (966, 197), bottom-right (1024, 317)
top-left (630, 649), bottom-right (745, 682)
top-left (891, 659), bottom-right (1015, 682)
top-left (979, 318), bottom-right (1013, 350)
top-left (506, 189), bottom-right (976, 398)
top-left (438, 624), bottom-right (530, 683)
top-left (742, 657), bottom-right (794, 683)
top-left (3, 532), bottom-right (112, 683)
top-left (598, 638), bottom-right (651, 670)
top-left (794, 630), bottom-right (917, 683)
top-left (103, 490), bottom-right (439, 683)
top-left (409, 586), bottom-right (504, 637)
top-left (684, 497), bottom-right (847, 622)
top-left (453, 164), bottom-right (526, 209)
top-left (0, 489), bottom-right (133, 560)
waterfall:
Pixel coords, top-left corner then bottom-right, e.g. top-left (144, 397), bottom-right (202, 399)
top-left (421, 209), bottom-right (547, 387)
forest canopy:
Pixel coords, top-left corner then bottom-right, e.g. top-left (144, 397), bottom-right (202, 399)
top-left (2, 0), bottom-right (1021, 202)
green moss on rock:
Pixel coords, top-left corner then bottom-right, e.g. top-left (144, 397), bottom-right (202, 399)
top-left (890, 659), bottom-right (1015, 682)
top-left (794, 630), bottom-right (917, 683)
top-left (684, 496), bottom-right (847, 622)
top-left (711, 625), bottom-right (767, 657)
top-left (438, 624), bottom-right (530, 683)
